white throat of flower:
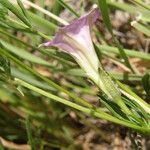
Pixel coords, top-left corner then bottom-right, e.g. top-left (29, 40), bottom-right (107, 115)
top-left (62, 32), bottom-right (114, 98)
top-left (62, 31), bottom-right (99, 72)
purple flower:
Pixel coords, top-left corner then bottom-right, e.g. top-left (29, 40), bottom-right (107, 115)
top-left (40, 6), bottom-right (122, 101)
top-left (41, 7), bottom-right (100, 80)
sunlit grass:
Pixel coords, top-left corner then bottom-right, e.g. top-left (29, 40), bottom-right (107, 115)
top-left (0, 0), bottom-right (150, 149)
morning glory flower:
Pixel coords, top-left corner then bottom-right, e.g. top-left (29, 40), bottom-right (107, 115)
top-left (41, 7), bottom-right (100, 82)
top-left (40, 6), bottom-right (121, 100)
top-left (39, 6), bottom-right (150, 115)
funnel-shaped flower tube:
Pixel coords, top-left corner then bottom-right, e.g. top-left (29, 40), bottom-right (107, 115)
top-left (41, 7), bottom-right (101, 82)
top-left (40, 7), bottom-right (120, 100)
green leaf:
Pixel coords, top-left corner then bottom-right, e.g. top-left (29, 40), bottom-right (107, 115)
top-left (97, 44), bottom-right (150, 61)
top-left (28, 11), bottom-right (57, 34)
top-left (97, 0), bottom-right (134, 72)
top-left (16, 79), bottom-right (150, 132)
top-left (12, 68), bottom-right (55, 91)
top-left (130, 0), bottom-right (150, 11)
top-left (67, 68), bottom-right (85, 77)
top-left (57, 0), bottom-right (80, 17)
top-left (0, 40), bottom-right (53, 67)
top-left (0, 86), bottom-right (17, 103)
top-left (0, 21), bottom-right (10, 29)
top-left (52, 0), bottom-right (63, 16)
top-left (17, 0), bottom-right (29, 20)
top-left (0, 0), bottom-right (31, 27)
top-left (117, 81), bottom-right (150, 114)
top-left (26, 116), bottom-right (35, 150)
top-left (97, 0), bottom-right (112, 34)
top-left (5, 17), bottom-right (30, 30)
top-left (0, 54), bottom-right (11, 81)
top-left (107, 0), bottom-right (150, 22)
top-left (0, 3), bottom-right (8, 19)
top-left (131, 22), bottom-right (150, 37)
top-left (0, 48), bottom-right (93, 108)
top-left (99, 94), bottom-right (127, 120)
top-left (123, 97), bottom-right (149, 124)
top-left (142, 71), bottom-right (150, 97)
top-left (0, 143), bottom-right (5, 150)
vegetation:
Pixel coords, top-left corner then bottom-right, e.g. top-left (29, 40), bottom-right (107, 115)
top-left (0, 0), bottom-right (150, 149)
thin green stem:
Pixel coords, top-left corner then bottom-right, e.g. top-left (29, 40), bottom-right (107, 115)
top-left (0, 29), bottom-right (73, 66)
top-left (97, 0), bottom-right (135, 73)
top-left (0, 48), bottom-right (92, 108)
top-left (117, 81), bottom-right (150, 115)
top-left (26, 116), bottom-right (35, 150)
top-left (7, 16), bottom-right (52, 41)
top-left (129, 0), bottom-right (150, 11)
top-left (97, 44), bottom-right (150, 61)
top-left (36, 31), bottom-right (51, 40)
top-left (15, 79), bottom-right (150, 133)
top-left (57, 0), bottom-right (80, 17)
top-left (20, 0), bottom-right (69, 25)
top-left (117, 98), bottom-right (132, 115)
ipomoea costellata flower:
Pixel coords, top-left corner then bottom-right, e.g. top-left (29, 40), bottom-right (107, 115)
top-left (40, 6), bottom-right (121, 100)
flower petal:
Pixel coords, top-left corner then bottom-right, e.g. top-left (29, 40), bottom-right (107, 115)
top-left (42, 7), bottom-right (100, 54)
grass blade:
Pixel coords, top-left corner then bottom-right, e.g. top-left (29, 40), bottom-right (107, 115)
top-left (97, 0), bottom-right (134, 72)
top-left (142, 71), bottom-right (150, 97)
top-left (0, 48), bottom-right (93, 108)
top-left (117, 81), bottom-right (150, 114)
top-left (57, 0), bottom-right (80, 17)
top-left (131, 21), bottom-right (150, 37)
top-left (97, 44), bottom-right (150, 61)
top-left (15, 78), bottom-right (150, 132)
top-left (28, 11), bottom-right (57, 34)
top-left (107, 1), bottom-right (150, 22)
top-left (20, 0), bottom-right (69, 25)
top-left (97, 0), bottom-right (112, 34)
top-left (0, 40), bottom-right (53, 67)
top-left (26, 116), bottom-right (35, 150)
top-left (0, 0), bottom-right (31, 27)
top-left (129, 0), bottom-right (150, 11)
top-left (17, 0), bottom-right (29, 19)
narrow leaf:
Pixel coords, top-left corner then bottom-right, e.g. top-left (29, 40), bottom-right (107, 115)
top-left (97, 0), bottom-right (134, 72)
top-left (17, 0), bottom-right (29, 20)
top-left (0, 40), bottom-right (53, 67)
top-left (131, 21), bottom-right (150, 37)
top-left (57, 0), bottom-right (80, 17)
top-left (26, 116), bottom-right (35, 150)
top-left (0, 0), bottom-right (31, 27)
top-left (142, 71), bottom-right (150, 97)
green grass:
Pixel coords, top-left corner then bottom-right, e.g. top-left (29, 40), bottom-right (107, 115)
top-left (0, 0), bottom-right (150, 149)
